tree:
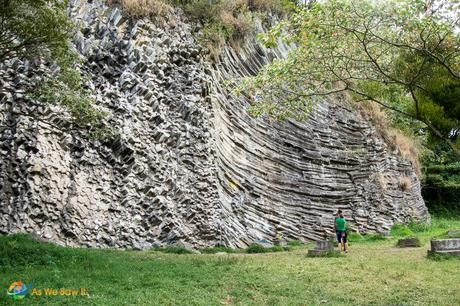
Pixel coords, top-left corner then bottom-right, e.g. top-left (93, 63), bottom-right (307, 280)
top-left (239, 0), bottom-right (460, 158)
top-left (0, 0), bottom-right (108, 137)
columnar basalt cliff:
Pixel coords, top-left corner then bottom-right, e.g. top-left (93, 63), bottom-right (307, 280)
top-left (0, 0), bottom-right (429, 249)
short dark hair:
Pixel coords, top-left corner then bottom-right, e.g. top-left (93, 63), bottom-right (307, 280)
top-left (337, 209), bottom-right (342, 214)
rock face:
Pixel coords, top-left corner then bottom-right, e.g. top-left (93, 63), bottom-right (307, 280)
top-left (0, 0), bottom-right (429, 249)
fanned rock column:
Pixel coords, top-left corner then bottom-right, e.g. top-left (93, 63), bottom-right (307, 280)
top-left (0, 1), bottom-right (429, 249)
top-left (210, 21), bottom-right (428, 247)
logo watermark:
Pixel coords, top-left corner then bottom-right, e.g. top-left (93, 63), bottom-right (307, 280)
top-left (6, 281), bottom-right (88, 300)
top-left (7, 281), bottom-right (29, 300)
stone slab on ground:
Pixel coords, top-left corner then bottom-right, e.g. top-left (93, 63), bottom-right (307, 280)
top-left (428, 238), bottom-right (460, 257)
top-left (307, 240), bottom-right (339, 257)
top-left (397, 237), bottom-right (421, 248)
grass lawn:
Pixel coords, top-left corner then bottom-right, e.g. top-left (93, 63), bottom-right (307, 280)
top-left (1, 217), bottom-right (459, 305)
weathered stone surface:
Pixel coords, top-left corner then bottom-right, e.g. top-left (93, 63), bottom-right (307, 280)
top-left (397, 237), bottom-right (421, 248)
top-left (429, 239), bottom-right (460, 257)
top-left (0, 0), bottom-right (429, 249)
top-left (307, 240), bottom-right (336, 256)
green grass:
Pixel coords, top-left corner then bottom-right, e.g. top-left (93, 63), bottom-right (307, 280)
top-left (1, 216), bottom-right (460, 305)
top-left (286, 240), bottom-right (302, 247)
top-left (391, 223), bottom-right (415, 237)
top-left (431, 230), bottom-right (460, 239)
top-left (200, 246), bottom-right (237, 254)
top-left (152, 246), bottom-right (194, 254)
top-left (347, 232), bottom-right (387, 242)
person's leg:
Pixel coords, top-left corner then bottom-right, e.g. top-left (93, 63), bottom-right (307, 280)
top-left (343, 234), bottom-right (348, 253)
top-left (336, 231), bottom-right (342, 252)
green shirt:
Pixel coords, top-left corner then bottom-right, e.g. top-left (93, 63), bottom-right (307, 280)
top-left (336, 217), bottom-right (346, 231)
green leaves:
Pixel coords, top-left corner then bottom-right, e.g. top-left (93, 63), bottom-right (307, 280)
top-left (239, 0), bottom-right (460, 157)
top-left (1, 0), bottom-right (110, 139)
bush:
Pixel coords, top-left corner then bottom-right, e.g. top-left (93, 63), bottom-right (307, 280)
top-left (153, 246), bottom-right (194, 254)
top-left (245, 244), bottom-right (267, 253)
top-left (391, 223), bottom-right (414, 237)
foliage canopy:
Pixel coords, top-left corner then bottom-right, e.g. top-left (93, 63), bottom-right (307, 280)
top-left (240, 0), bottom-right (460, 157)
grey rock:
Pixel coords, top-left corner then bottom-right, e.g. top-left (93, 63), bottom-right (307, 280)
top-left (429, 238), bottom-right (460, 257)
top-left (0, 0), bottom-right (429, 250)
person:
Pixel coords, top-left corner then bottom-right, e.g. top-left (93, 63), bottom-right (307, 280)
top-left (335, 210), bottom-right (348, 253)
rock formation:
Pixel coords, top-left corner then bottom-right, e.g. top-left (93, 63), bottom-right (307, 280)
top-left (0, 0), bottom-right (429, 249)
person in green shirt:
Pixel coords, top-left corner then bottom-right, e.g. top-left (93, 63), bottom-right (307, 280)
top-left (335, 210), bottom-right (348, 253)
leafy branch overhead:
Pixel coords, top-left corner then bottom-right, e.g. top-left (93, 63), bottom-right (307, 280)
top-left (0, 0), bottom-right (109, 139)
top-left (240, 0), bottom-right (460, 157)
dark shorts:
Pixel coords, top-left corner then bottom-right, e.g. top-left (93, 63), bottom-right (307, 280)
top-left (336, 230), bottom-right (347, 243)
